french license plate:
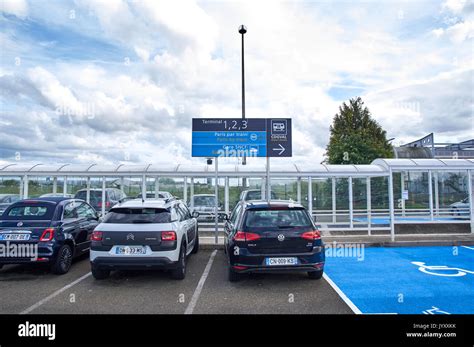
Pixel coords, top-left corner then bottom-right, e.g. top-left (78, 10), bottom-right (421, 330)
top-left (115, 246), bottom-right (146, 255)
top-left (265, 257), bottom-right (298, 266)
top-left (0, 233), bottom-right (30, 241)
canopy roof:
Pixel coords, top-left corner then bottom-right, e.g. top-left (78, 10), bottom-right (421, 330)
top-left (0, 159), bottom-right (472, 177)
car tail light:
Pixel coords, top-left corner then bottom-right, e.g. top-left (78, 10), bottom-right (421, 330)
top-left (91, 230), bottom-right (103, 241)
top-left (39, 228), bottom-right (55, 241)
top-left (161, 231), bottom-right (177, 241)
top-left (301, 230), bottom-right (321, 240)
top-left (97, 201), bottom-right (110, 208)
top-left (233, 265), bottom-right (248, 270)
top-left (233, 231), bottom-right (260, 242)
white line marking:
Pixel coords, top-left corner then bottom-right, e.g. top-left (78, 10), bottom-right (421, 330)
top-left (461, 246), bottom-right (474, 250)
top-left (323, 272), bottom-right (362, 314)
top-left (184, 250), bottom-right (217, 314)
top-left (20, 272), bottom-right (92, 314)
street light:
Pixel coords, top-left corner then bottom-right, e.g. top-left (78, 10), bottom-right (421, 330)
top-left (239, 24), bottom-right (247, 165)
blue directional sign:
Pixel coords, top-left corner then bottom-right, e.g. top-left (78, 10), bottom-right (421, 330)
top-left (192, 118), bottom-right (292, 157)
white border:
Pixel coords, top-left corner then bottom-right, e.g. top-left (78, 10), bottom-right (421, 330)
top-left (323, 272), bottom-right (362, 314)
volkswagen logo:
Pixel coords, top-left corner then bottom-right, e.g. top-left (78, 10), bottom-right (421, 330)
top-left (126, 233), bottom-right (135, 241)
top-left (17, 222), bottom-right (23, 227)
top-left (277, 234), bottom-right (285, 242)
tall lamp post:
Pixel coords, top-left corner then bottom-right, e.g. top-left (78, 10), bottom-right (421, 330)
top-left (239, 24), bottom-right (247, 166)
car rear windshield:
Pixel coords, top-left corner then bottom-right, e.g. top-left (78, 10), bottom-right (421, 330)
top-left (103, 208), bottom-right (171, 224)
top-left (193, 196), bottom-right (216, 206)
top-left (75, 191), bottom-right (105, 202)
top-left (245, 191), bottom-right (277, 200)
top-left (4, 204), bottom-right (55, 220)
top-left (243, 208), bottom-right (312, 229)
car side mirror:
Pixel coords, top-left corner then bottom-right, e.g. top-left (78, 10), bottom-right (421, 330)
top-left (218, 213), bottom-right (229, 222)
top-left (191, 211), bottom-right (200, 219)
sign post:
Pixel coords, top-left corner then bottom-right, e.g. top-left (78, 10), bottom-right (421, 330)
top-left (214, 157), bottom-right (219, 244)
top-left (192, 118), bottom-right (292, 243)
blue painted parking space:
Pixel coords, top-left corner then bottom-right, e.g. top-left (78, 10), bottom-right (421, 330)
top-left (324, 246), bottom-right (474, 314)
top-left (353, 216), bottom-right (463, 224)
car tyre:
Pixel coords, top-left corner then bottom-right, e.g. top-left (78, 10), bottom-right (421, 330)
top-left (228, 267), bottom-right (241, 282)
top-left (171, 244), bottom-right (186, 280)
top-left (191, 232), bottom-right (199, 254)
top-left (307, 270), bottom-right (323, 280)
top-left (51, 244), bottom-right (73, 275)
top-left (91, 265), bottom-right (110, 280)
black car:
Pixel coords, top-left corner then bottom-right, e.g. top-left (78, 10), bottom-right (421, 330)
top-left (224, 200), bottom-right (325, 282)
top-left (0, 197), bottom-right (99, 274)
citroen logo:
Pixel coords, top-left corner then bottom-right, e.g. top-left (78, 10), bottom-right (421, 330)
top-left (17, 222), bottom-right (23, 227)
top-left (277, 234), bottom-right (285, 242)
top-left (126, 233), bottom-right (135, 241)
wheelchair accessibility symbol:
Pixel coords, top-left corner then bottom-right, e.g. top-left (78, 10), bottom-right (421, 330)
top-left (412, 261), bottom-right (474, 277)
top-left (422, 306), bottom-right (450, 315)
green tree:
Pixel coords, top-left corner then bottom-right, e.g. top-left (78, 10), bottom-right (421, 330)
top-left (325, 97), bottom-right (393, 164)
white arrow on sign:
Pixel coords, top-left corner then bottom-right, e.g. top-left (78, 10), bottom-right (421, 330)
top-left (272, 144), bottom-right (285, 155)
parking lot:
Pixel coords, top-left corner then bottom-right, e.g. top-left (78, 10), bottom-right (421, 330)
top-left (2, 245), bottom-right (473, 315)
top-left (324, 245), bottom-right (474, 314)
top-left (0, 249), bottom-right (352, 314)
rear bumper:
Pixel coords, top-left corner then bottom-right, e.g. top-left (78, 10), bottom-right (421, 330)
top-left (228, 245), bottom-right (325, 273)
top-left (0, 257), bottom-right (51, 265)
top-left (232, 262), bottom-right (324, 274)
top-left (0, 241), bottom-right (58, 265)
top-left (91, 257), bottom-right (178, 270)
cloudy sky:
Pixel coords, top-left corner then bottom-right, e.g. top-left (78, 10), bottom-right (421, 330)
top-left (0, 0), bottom-right (472, 167)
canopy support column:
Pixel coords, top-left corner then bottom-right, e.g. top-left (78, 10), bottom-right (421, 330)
top-left (367, 177), bottom-right (371, 236)
top-left (23, 175), bottom-right (28, 199)
top-left (388, 170), bottom-right (395, 241)
top-left (183, 176), bottom-right (188, 203)
top-left (225, 176), bottom-right (229, 215)
top-left (428, 170), bottom-right (434, 221)
top-left (308, 177), bottom-right (313, 221)
top-left (349, 176), bottom-right (353, 229)
top-left (468, 170), bottom-right (473, 234)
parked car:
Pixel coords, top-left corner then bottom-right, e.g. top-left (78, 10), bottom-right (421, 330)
top-left (224, 200), bottom-right (325, 282)
top-left (135, 191), bottom-right (174, 200)
top-left (239, 189), bottom-right (277, 202)
top-left (40, 193), bottom-right (74, 198)
top-left (189, 194), bottom-right (221, 221)
top-left (0, 194), bottom-right (21, 215)
top-left (90, 198), bottom-right (199, 280)
top-left (0, 197), bottom-right (100, 274)
top-left (450, 197), bottom-right (469, 216)
top-left (74, 188), bottom-right (126, 213)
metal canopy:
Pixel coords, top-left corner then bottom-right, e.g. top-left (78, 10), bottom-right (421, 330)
top-left (0, 158), bottom-right (472, 177)
top-left (372, 158), bottom-right (474, 171)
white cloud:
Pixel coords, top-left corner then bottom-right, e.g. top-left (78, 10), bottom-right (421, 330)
top-left (1, 0), bottom-right (28, 18)
top-left (0, 0), bottom-right (472, 166)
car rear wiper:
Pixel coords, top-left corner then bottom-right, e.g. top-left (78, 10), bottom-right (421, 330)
top-left (131, 220), bottom-right (153, 224)
top-left (277, 225), bottom-right (293, 229)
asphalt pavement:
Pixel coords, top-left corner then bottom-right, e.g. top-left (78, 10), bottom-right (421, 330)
top-left (0, 250), bottom-right (352, 314)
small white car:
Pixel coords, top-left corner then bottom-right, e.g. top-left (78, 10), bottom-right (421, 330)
top-left (90, 198), bottom-right (199, 280)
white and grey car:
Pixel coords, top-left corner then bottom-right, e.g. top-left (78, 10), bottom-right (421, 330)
top-left (450, 197), bottom-right (469, 216)
top-left (90, 198), bottom-right (199, 280)
top-left (189, 194), bottom-right (221, 221)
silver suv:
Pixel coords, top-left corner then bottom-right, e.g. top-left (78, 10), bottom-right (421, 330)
top-left (90, 198), bottom-right (199, 280)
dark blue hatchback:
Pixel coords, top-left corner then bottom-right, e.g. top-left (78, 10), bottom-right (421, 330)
top-left (0, 197), bottom-right (99, 274)
top-left (224, 200), bottom-right (325, 281)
